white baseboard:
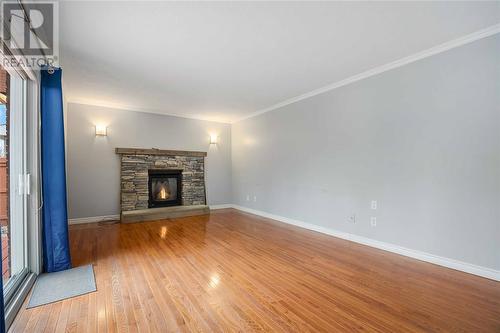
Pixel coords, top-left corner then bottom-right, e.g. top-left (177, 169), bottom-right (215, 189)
top-left (230, 205), bottom-right (500, 282)
top-left (209, 204), bottom-right (233, 210)
top-left (68, 214), bottom-right (120, 225)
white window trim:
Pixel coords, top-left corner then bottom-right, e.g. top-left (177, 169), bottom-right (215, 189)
top-left (1, 46), bottom-right (42, 331)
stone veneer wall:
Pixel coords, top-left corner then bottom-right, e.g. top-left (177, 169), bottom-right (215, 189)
top-left (119, 153), bottom-right (206, 211)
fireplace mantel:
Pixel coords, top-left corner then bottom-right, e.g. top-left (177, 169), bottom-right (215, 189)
top-left (115, 147), bottom-right (207, 157)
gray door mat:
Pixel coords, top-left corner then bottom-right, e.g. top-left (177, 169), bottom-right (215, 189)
top-left (27, 264), bottom-right (97, 308)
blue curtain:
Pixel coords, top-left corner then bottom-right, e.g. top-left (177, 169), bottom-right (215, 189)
top-left (40, 68), bottom-right (71, 272)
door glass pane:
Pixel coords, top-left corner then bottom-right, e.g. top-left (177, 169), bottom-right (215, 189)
top-left (0, 66), bottom-right (28, 295)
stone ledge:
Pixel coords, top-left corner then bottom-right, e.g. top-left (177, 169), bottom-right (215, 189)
top-left (121, 205), bottom-right (209, 223)
top-left (116, 148), bottom-right (207, 157)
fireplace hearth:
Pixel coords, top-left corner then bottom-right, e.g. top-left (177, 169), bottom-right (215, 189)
top-left (148, 169), bottom-right (182, 208)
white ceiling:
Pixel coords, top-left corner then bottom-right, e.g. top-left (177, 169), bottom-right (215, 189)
top-left (60, 1), bottom-right (500, 123)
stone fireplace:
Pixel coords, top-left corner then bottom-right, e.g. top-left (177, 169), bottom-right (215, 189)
top-left (116, 148), bottom-right (209, 222)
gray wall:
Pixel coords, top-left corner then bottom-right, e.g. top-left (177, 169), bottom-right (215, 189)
top-left (66, 103), bottom-right (232, 218)
top-left (232, 35), bottom-right (500, 270)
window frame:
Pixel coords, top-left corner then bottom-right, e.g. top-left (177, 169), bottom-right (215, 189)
top-left (1, 46), bottom-right (42, 329)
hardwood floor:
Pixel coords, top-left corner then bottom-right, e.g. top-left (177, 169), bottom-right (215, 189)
top-left (10, 209), bottom-right (500, 332)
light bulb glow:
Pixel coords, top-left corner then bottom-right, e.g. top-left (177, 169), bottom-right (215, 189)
top-left (95, 124), bottom-right (107, 136)
top-left (209, 134), bottom-right (218, 144)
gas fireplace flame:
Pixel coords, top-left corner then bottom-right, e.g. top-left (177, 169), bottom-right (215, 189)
top-left (159, 187), bottom-right (168, 200)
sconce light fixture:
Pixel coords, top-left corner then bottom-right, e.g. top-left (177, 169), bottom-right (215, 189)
top-left (95, 124), bottom-right (107, 136)
top-left (209, 133), bottom-right (218, 145)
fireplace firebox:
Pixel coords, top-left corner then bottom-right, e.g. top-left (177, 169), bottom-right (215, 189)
top-left (148, 169), bottom-right (182, 208)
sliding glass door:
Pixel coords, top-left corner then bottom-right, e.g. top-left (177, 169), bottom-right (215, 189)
top-left (0, 66), bottom-right (29, 303)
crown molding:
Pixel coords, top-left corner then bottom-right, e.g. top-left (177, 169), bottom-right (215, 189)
top-left (67, 24), bottom-right (500, 125)
top-left (234, 23), bottom-right (500, 123)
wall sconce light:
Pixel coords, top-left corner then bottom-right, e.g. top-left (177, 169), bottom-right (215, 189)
top-left (209, 133), bottom-right (218, 145)
top-left (95, 124), bottom-right (107, 136)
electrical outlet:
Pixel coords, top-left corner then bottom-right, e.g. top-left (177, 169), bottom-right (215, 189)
top-left (371, 200), bottom-right (377, 210)
top-left (246, 195), bottom-right (250, 201)
top-left (253, 195), bottom-right (257, 202)
top-left (370, 217), bottom-right (377, 226)
top-left (348, 214), bottom-right (356, 223)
